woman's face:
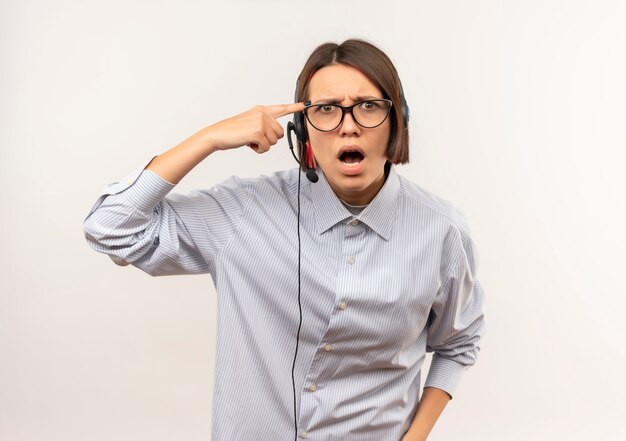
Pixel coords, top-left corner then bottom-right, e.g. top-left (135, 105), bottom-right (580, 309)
top-left (306, 63), bottom-right (391, 206)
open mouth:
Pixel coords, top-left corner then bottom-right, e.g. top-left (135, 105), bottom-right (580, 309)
top-left (339, 147), bottom-right (365, 167)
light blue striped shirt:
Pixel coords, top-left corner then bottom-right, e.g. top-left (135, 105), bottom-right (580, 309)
top-left (84, 164), bottom-right (485, 441)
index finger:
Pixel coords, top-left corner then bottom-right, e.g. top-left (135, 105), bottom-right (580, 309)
top-left (265, 102), bottom-right (306, 118)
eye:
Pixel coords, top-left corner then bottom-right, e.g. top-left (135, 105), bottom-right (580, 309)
top-left (359, 101), bottom-right (379, 110)
top-left (310, 104), bottom-right (335, 114)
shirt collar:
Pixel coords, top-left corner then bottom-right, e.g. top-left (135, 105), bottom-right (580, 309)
top-left (309, 166), bottom-right (400, 241)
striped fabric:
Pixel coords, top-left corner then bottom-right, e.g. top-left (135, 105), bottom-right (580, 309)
top-left (83, 163), bottom-right (485, 441)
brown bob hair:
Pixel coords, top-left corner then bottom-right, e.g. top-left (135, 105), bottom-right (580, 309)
top-left (296, 39), bottom-right (410, 171)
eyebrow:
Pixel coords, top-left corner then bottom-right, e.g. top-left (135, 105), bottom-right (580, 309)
top-left (311, 95), bottom-right (383, 105)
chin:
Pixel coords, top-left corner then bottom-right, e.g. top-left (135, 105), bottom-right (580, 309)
top-left (329, 172), bottom-right (376, 191)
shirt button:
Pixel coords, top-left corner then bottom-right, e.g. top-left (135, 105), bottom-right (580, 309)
top-left (324, 343), bottom-right (333, 351)
top-left (350, 219), bottom-right (359, 226)
top-left (309, 384), bottom-right (317, 392)
top-left (339, 302), bottom-right (348, 310)
top-left (347, 256), bottom-right (355, 265)
top-left (300, 432), bottom-right (308, 439)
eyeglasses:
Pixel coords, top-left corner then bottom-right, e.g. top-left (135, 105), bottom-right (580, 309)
top-left (304, 99), bottom-right (393, 132)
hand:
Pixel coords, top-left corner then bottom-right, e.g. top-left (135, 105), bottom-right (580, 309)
top-left (203, 102), bottom-right (305, 154)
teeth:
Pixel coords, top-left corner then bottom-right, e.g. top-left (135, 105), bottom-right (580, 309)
top-left (341, 161), bottom-right (361, 167)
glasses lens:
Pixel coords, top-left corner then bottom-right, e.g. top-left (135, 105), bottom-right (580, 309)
top-left (305, 104), bottom-right (342, 131)
top-left (353, 100), bottom-right (392, 128)
top-left (304, 100), bottom-right (392, 131)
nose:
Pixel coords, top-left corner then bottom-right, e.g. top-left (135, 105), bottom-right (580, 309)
top-left (339, 109), bottom-right (361, 136)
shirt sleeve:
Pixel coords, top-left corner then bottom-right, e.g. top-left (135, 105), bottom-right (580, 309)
top-left (423, 220), bottom-right (486, 399)
top-left (83, 159), bottom-right (250, 276)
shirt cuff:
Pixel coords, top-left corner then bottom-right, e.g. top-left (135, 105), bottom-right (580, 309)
top-left (85, 155), bottom-right (176, 221)
top-left (120, 169), bottom-right (175, 215)
top-left (423, 353), bottom-right (468, 399)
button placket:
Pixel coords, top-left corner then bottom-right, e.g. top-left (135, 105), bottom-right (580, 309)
top-left (345, 221), bottom-right (364, 237)
top-left (343, 221), bottom-right (364, 269)
top-left (295, 218), bottom-right (364, 432)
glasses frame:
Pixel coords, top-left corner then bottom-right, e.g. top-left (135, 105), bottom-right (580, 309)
top-left (303, 99), bottom-right (393, 132)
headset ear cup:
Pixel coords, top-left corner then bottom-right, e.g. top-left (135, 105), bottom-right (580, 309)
top-left (399, 81), bottom-right (410, 129)
top-left (403, 99), bottom-right (410, 128)
top-left (293, 111), bottom-right (307, 144)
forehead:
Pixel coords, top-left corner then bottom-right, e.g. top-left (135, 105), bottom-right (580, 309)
top-left (307, 64), bottom-right (382, 100)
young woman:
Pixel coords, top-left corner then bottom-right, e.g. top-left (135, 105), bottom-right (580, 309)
top-left (84, 39), bottom-right (485, 441)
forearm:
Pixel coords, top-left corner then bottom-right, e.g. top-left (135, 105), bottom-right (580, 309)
top-left (402, 387), bottom-right (451, 441)
top-left (145, 126), bottom-right (218, 184)
top-left (145, 102), bottom-right (303, 185)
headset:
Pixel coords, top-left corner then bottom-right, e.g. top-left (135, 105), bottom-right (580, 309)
top-left (286, 73), bottom-right (409, 441)
top-left (286, 76), bottom-right (410, 184)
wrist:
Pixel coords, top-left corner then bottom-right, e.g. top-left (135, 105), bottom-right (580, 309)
top-left (195, 126), bottom-right (220, 155)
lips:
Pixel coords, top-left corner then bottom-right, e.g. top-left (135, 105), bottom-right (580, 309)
top-left (338, 145), bottom-right (365, 165)
top-left (337, 145), bottom-right (366, 175)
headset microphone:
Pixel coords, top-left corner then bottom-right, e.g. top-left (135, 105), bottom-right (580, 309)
top-left (287, 117), bottom-right (319, 183)
top-left (305, 168), bottom-right (319, 183)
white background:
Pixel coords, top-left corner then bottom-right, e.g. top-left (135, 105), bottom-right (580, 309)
top-left (2, 0), bottom-right (625, 440)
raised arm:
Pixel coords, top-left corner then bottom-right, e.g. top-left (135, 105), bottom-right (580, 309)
top-left (83, 103), bottom-right (305, 275)
top-left (145, 103), bottom-right (305, 184)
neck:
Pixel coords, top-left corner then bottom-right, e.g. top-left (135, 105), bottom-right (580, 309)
top-left (327, 171), bottom-right (386, 206)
